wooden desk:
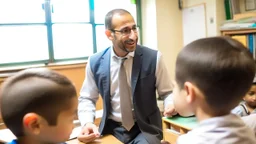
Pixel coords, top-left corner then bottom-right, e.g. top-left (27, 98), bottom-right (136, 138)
top-left (67, 135), bottom-right (122, 144)
top-left (162, 116), bottom-right (197, 144)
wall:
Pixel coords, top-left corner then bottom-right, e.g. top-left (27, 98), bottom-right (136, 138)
top-left (239, 0), bottom-right (256, 13)
top-left (0, 63), bottom-right (87, 99)
top-left (141, 0), bottom-right (158, 50)
top-left (141, 0), bottom-right (183, 79)
top-left (216, 0), bottom-right (226, 35)
top-left (183, 0), bottom-right (216, 36)
top-left (183, 0), bottom-right (226, 36)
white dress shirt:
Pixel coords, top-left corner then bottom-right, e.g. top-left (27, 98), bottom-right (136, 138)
top-left (78, 47), bottom-right (173, 126)
top-left (242, 114), bottom-right (256, 137)
top-left (177, 114), bottom-right (256, 144)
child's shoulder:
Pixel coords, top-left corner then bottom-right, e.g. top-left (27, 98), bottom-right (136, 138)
top-left (242, 114), bottom-right (256, 130)
top-left (177, 115), bottom-right (256, 144)
top-left (231, 103), bottom-right (250, 117)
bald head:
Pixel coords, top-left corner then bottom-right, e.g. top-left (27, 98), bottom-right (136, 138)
top-left (105, 8), bottom-right (132, 30)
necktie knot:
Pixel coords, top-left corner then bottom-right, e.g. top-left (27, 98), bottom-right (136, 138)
top-left (120, 58), bottom-right (127, 65)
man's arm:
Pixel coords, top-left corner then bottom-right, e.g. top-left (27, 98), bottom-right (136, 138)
top-left (155, 52), bottom-right (173, 102)
top-left (155, 52), bottom-right (176, 116)
top-left (78, 57), bottom-right (100, 127)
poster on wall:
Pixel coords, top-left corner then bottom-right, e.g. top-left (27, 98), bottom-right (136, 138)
top-left (182, 4), bottom-right (207, 46)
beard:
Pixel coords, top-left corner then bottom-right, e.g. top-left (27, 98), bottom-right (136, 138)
top-left (118, 38), bottom-right (138, 53)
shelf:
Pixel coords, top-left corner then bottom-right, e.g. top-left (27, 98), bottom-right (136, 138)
top-left (221, 28), bottom-right (256, 35)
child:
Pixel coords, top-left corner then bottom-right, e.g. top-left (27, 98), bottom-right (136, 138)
top-left (0, 68), bottom-right (78, 144)
top-left (231, 79), bottom-right (256, 116)
top-left (172, 37), bottom-right (256, 143)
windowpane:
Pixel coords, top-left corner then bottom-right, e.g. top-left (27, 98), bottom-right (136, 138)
top-left (0, 26), bottom-right (49, 64)
top-left (0, 0), bottom-right (45, 23)
top-left (94, 0), bottom-right (137, 24)
top-left (96, 25), bottom-right (112, 52)
top-left (51, 0), bottom-right (90, 23)
top-left (52, 24), bottom-right (93, 59)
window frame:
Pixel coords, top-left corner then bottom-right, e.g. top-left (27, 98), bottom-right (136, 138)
top-left (0, 0), bottom-right (142, 68)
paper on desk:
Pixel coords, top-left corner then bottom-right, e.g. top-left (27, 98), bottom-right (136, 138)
top-left (0, 126), bottom-right (81, 142)
top-left (0, 129), bottom-right (16, 142)
top-left (69, 126), bottom-right (82, 140)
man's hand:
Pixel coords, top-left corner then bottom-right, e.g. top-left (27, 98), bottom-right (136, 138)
top-left (163, 104), bottom-right (177, 117)
top-left (161, 140), bottom-right (171, 144)
top-left (77, 123), bottom-right (100, 143)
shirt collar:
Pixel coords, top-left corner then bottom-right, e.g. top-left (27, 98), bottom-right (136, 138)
top-left (111, 45), bottom-right (135, 59)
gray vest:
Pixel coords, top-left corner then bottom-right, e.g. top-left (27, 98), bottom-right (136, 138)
top-left (90, 45), bottom-right (162, 143)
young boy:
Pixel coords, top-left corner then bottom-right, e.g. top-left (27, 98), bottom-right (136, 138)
top-left (232, 80), bottom-right (256, 116)
top-left (0, 68), bottom-right (78, 144)
top-left (172, 37), bottom-right (256, 144)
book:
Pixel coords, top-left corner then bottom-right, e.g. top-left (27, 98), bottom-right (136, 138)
top-left (224, 0), bottom-right (232, 20)
top-left (231, 35), bottom-right (248, 47)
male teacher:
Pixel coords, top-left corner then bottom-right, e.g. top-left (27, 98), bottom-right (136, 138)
top-left (77, 9), bottom-right (176, 144)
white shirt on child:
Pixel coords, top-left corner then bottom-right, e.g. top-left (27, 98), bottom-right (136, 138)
top-left (242, 114), bottom-right (256, 137)
top-left (177, 114), bottom-right (256, 144)
top-left (231, 101), bottom-right (256, 117)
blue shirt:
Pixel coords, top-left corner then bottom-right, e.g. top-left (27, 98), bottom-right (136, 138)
top-left (7, 140), bottom-right (67, 144)
top-left (8, 140), bottom-right (17, 144)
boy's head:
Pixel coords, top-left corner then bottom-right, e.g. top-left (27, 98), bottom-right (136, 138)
top-left (243, 77), bottom-right (256, 109)
top-left (0, 68), bottom-right (77, 143)
top-left (173, 36), bottom-right (256, 117)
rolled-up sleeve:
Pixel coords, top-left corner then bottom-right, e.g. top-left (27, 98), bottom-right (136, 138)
top-left (155, 52), bottom-right (173, 108)
top-left (78, 57), bottom-right (100, 126)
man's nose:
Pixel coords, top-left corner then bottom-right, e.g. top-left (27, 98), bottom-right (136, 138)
top-left (129, 30), bottom-right (137, 39)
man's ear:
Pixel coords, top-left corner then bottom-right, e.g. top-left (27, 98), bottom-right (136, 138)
top-left (184, 82), bottom-right (196, 104)
top-left (105, 29), bottom-right (113, 40)
top-left (23, 113), bottom-right (41, 135)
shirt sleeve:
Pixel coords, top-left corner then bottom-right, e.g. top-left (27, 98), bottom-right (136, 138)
top-left (78, 57), bottom-right (100, 126)
top-left (155, 51), bottom-right (173, 108)
top-left (231, 105), bottom-right (246, 117)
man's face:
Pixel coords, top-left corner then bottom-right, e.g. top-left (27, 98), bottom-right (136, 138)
top-left (111, 13), bottom-right (138, 53)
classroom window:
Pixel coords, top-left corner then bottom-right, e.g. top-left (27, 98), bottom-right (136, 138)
top-left (0, 0), bottom-right (140, 67)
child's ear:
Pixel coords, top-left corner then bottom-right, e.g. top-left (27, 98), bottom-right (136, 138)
top-left (23, 113), bottom-right (41, 135)
top-left (105, 29), bottom-right (114, 40)
top-left (184, 82), bottom-right (196, 104)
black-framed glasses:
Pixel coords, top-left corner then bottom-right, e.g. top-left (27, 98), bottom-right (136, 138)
top-left (110, 27), bottom-right (138, 36)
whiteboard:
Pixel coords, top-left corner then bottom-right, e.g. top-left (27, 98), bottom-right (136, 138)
top-left (182, 4), bottom-right (206, 46)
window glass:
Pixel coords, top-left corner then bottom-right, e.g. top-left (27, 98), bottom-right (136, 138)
top-left (94, 0), bottom-right (137, 24)
top-left (0, 25), bottom-right (49, 64)
top-left (52, 24), bottom-right (93, 59)
top-left (95, 25), bottom-right (112, 52)
top-left (51, 0), bottom-right (90, 23)
top-left (0, 0), bottom-right (45, 23)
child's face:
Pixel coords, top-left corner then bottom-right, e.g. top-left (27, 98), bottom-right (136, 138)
top-left (172, 81), bottom-right (194, 116)
top-left (39, 96), bottom-right (78, 143)
top-left (244, 85), bottom-right (256, 108)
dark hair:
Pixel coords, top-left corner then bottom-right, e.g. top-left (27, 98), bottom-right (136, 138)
top-left (0, 68), bottom-right (77, 137)
top-left (175, 36), bottom-right (256, 111)
top-left (105, 9), bottom-right (131, 29)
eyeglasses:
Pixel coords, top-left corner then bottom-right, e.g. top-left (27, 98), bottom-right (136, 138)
top-left (110, 27), bottom-right (138, 36)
